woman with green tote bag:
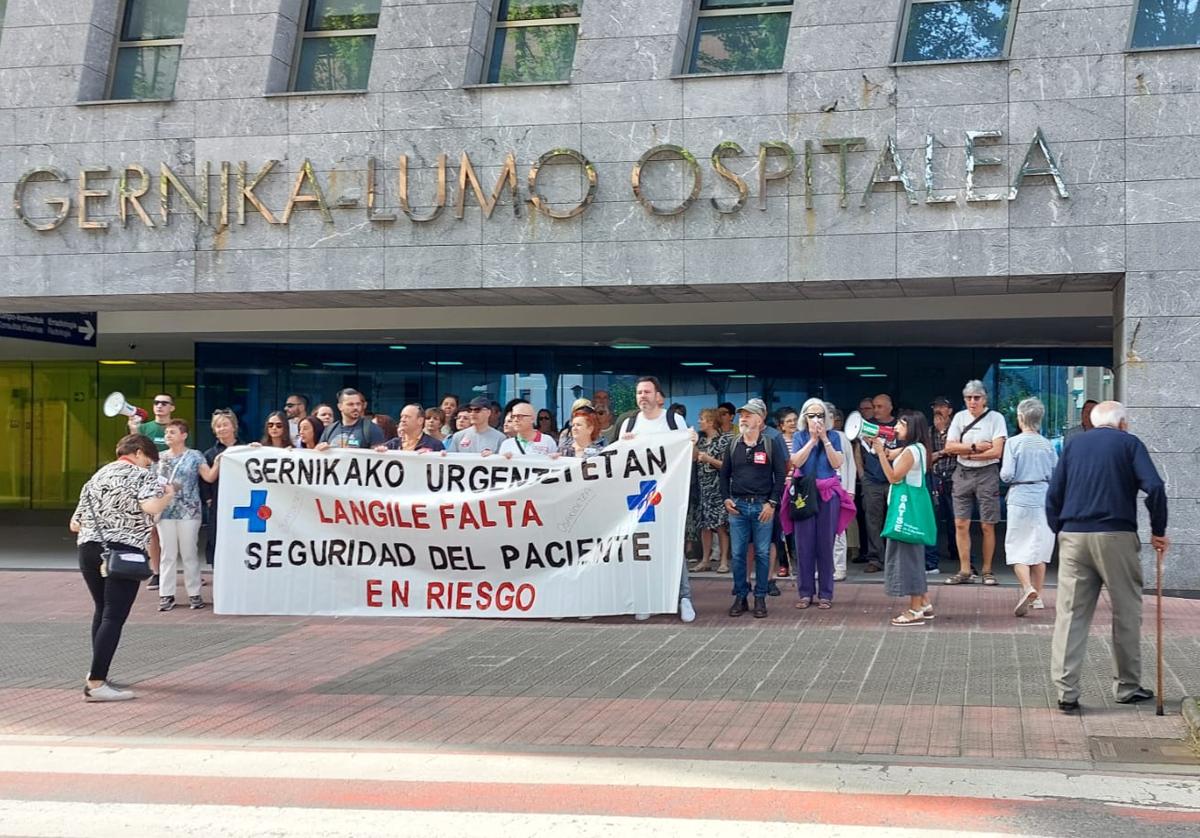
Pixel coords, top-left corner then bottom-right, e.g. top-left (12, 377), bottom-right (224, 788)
top-left (872, 411), bottom-right (937, 626)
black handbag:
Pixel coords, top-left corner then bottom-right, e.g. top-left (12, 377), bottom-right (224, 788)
top-left (788, 468), bottom-right (820, 522)
top-left (83, 484), bottom-right (154, 581)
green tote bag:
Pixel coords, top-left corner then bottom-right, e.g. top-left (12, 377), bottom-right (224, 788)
top-left (881, 444), bottom-right (937, 546)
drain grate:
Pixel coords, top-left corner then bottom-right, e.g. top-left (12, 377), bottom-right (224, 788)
top-left (1089, 736), bottom-right (1198, 766)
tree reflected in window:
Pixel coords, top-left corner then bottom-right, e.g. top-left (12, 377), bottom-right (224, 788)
top-left (1131, 0), bottom-right (1200, 48)
top-left (687, 1), bottom-right (792, 74)
top-left (900, 0), bottom-right (1012, 63)
top-left (293, 0), bottom-right (380, 92)
top-left (486, 1), bottom-right (581, 83)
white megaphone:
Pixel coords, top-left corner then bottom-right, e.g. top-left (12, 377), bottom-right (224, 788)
top-left (844, 411), bottom-right (897, 443)
top-left (103, 391), bottom-right (144, 420)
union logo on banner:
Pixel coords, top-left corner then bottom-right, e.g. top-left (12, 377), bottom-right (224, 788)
top-left (626, 480), bottom-right (662, 523)
top-left (233, 489), bottom-right (271, 533)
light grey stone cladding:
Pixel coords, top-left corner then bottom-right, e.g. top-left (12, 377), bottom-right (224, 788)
top-left (0, 0), bottom-right (1196, 588)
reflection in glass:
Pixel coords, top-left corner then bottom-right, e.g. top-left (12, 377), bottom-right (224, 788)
top-left (1131, 0), bottom-right (1200, 48)
top-left (111, 45), bottom-right (182, 99)
top-left (688, 10), bottom-right (790, 74)
top-left (121, 0), bottom-right (189, 41)
top-left (497, 0), bottom-right (580, 20)
top-left (901, 0), bottom-right (1011, 63)
top-left (295, 34), bottom-right (375, 91)
top-left (488, 23), bottom-right (579, 82)
top-left (306, 0), bottom-right (380, 30)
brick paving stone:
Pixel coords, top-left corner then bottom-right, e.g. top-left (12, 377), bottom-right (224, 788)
top-left (1, 573), bottom-right (1196, 767)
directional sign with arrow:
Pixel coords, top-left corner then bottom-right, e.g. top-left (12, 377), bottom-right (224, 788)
top-left (0, 312), bottom-right (98, 347)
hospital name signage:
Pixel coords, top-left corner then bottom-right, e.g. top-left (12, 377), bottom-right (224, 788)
top-left (13, 127), bottom-right (1068, 233)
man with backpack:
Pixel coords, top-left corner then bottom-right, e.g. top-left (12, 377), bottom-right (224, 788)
top-left (618, 376), bottom-right (698, 623)
top-left (316, 388), bottom-right (385, 450)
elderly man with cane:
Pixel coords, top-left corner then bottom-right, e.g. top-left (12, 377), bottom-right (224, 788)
top-left (1045, 401), bottom-right (1169, 713)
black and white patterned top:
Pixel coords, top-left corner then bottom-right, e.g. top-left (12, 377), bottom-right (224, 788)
top-left (72, 460), bottom-right (163, 550)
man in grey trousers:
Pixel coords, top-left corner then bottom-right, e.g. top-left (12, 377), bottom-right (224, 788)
top-left (1045, 401), bottom-right (1170, 713)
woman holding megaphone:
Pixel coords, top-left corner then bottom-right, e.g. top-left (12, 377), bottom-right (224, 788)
top-left (787, 398), bottom-right (848, 610)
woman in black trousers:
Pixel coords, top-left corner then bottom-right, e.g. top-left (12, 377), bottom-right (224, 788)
top-left (71, 434), bottom-right (174, 702)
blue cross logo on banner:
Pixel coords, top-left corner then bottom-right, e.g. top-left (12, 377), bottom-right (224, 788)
top-left (233, 489), bottom-right (271, 533)
top-left (626, 480), bottom-right (662, 524)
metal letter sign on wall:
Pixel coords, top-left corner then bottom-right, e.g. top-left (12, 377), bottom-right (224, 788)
top-left (14, 128), bottom-right (1068, 233)
top-left (0, 312), bottom-right (98, 347)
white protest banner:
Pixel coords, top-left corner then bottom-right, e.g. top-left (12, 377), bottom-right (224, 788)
top-left (213, 435), bottom-right (690, 618)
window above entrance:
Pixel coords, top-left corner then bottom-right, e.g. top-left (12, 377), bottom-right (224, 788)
top-left (291, 0), bottom-right (381, 92)
top-left (895, 0), bottom-right (1015, 64)
top-left (483, 0), bottom-right (582, 84)
top-left (685, 0), bottom-right (793, 75)
top-left (1130, 0), bottom-right (1200, 50)
top-left (108, 0), bottom-right (188, 100)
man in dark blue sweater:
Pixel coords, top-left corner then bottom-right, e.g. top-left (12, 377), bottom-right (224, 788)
top-left (1045, 401), bottom-right (1169, 713)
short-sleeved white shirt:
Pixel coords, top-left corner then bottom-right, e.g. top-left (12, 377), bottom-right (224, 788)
top-left (948, 409), bottom-right (1008, 468)
top-left (498, 432), bottom-right (558, 457)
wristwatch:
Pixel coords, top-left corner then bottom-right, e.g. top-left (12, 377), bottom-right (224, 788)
top-left (765, 499), bottom-right (777, 507)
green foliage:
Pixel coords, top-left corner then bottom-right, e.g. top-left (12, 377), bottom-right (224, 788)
top-left (1132, 0), bottom-right (1200, 48)
top-left (691, 12), bottom-right (789, 73)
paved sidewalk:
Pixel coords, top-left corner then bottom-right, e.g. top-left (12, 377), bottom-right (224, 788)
top-left (2, 570), bottom-right (1197, 770)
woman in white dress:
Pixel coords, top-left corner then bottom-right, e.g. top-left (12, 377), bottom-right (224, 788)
top-left (1000, 397), bottom-right (1059, 617)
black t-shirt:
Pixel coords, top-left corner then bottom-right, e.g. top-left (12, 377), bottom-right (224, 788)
top-left (384, 433), bottom-right (443, 452)
top-left (320, 419), bottom-right (385, 449)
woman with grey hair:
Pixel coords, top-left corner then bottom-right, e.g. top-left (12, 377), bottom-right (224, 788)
top-left (1000, 397), bottom-right (1059, 616)
top-left (942, 379), bottom-right (1008, 586)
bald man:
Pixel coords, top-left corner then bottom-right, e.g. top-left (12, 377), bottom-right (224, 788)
top-left (855, 394), bottom-right (897, 572)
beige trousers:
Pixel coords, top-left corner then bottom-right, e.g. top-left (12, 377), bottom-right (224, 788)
top-left (1050, 531), bottom-right (1144, 703)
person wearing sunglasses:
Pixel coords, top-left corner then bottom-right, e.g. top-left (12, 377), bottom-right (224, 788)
top-left (446, 395), bottom-right (506, 455)
top-left (283, 394), bottom-right (308, 446)
top-left (498, 400), bottom-right (558, 457)
top-left (943, 379), bottom-right (1008, 586)
top-left (258, 411), bottom-right (290, 448)
top-left (126, 392), bottom-right (176, 452)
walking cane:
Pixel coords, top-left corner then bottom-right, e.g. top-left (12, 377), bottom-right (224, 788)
top-left (1156, 544), bottom-right (1165, 717)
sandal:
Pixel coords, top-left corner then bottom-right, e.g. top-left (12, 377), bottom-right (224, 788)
top-left (922, 603), bottom-right (935, 620)
top-left (944, 571), bottom-right (975, 585)
top-left (891, 609), bottom-right (926, 627)
top-left (692, 561), bottom-right (713, 573)
top-left (794, 598), bottom-right (811, 609)
top-left (982, 572), bottom-right (997, 586)
top-left (817, 599), bottom-right (832, 609)
top-left (716, 563), bottom-right (730, 574)
top-left (863, 562), bottom-right (883, 573)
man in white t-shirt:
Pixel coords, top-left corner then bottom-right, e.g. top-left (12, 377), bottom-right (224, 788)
top-left (497, 400), bottom-right (558, 457)
top-left (446, 396), bottom-right (507, 455)
top-left (942, 379), bottom-right (1008, 587)
top-left (614, 376), bottom-right (698, 623)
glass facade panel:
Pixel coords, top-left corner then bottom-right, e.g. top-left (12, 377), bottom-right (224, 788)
top-left (1131, 0), bottom-right (1200, 49)
top-left (900, 0), bottom-right (1011, 63)
top-left (305, 0), bottom-right (381, 31)
top-left (121, 0), bottom-right (189, 41)
top-left (111, 44), bottom-right (182, 99)
top-left (294, 34), bottom-right (375, 91)
top-left (498, 0), bottom-right (581, 20)
top-left (688, 10), bottom-right (791, 74)
top-left (487, 23), bottom-right (579, 83)
top-left (0, 363), bottom-right (32, 510)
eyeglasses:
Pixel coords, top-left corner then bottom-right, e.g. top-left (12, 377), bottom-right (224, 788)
top-left (512, 413), bottom-right (534, 420)
top-left (285, 402), bottom-right (300, 408)
top-left (211, 409), bottom-right (234, 417)
top-left (804, 413), bottom-right (825, 419)
top-left (965, 395), bottom-right (984, 401)
top-left (266, 422), bottom-right (285, 428)
top-left (154, 400), bottom-right (173, 406)
top-left (467, 407), bottom-right (487, 413)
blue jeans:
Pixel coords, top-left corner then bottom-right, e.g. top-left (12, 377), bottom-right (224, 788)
top-left (728, 499), bottom-right (773, 599)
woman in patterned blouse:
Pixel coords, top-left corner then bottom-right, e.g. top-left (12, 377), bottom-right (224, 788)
top-left (70, 434), bottom-right (176, 702)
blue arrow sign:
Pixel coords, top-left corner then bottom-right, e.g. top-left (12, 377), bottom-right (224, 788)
top-left (0, 312), bottom-right (97, 347)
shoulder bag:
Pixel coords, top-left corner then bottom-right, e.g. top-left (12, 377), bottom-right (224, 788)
top-left (881, 445), bottom-right (937, 546)
top-left (82, 479), bottom-right (155, 581)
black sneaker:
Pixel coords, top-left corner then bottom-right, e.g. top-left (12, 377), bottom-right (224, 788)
top-left (767, 580), bottom-right (781, 597)
top-left (146, 574), bottom-right (160, 590)
top-left (753, 596), bottom-right (767, 618)
top-left (158, 596), bottom-right (175, 612)
top-left (728, 597), bottom-right (748, 617)
top-left (188, 596), bottom-right (207, 610)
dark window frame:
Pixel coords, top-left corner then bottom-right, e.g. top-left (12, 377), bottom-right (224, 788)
top-left (683, 0), bottom-right (794, 76)
top-left (1127, 0), bottom-right (1200, 53)
top-left (892, 0), bottom-right (1019, 66)
top-left (481, 1), bottom-right (583, 85)
top-left (106, 0), bottom-right (188, 101)
top-left (289, 0), bottom-right (381, 93)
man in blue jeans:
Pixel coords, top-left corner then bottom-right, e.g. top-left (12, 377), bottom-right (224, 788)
top-left (719, 399), bottom-right (788, 618)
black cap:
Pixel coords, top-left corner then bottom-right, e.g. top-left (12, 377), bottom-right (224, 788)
top-left (930, 396), bottom-right (952, 408)
top-left (466, 396), bottom-right (491, 410)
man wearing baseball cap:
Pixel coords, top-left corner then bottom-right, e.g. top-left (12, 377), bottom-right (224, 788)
top-left (719, 399), bottom-right (788, 618)
top-left (446, 396), bottom-right (506, 455)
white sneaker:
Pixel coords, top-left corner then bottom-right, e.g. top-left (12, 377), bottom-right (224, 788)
top-left (84, 682), bottom-right (135, 702)
top-left (634, 613), bottom-right (651, 621)
top-left (1031, 597), bottom-right (1045, 610)
top-left (1014, 587), bottom-right (1038, 617)
top-left (679, 598), bottom-right (696, 623)
top-left (833, 572), bottom-right (847, 581)
top-left (925, 568), bottom-right (941, 576)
